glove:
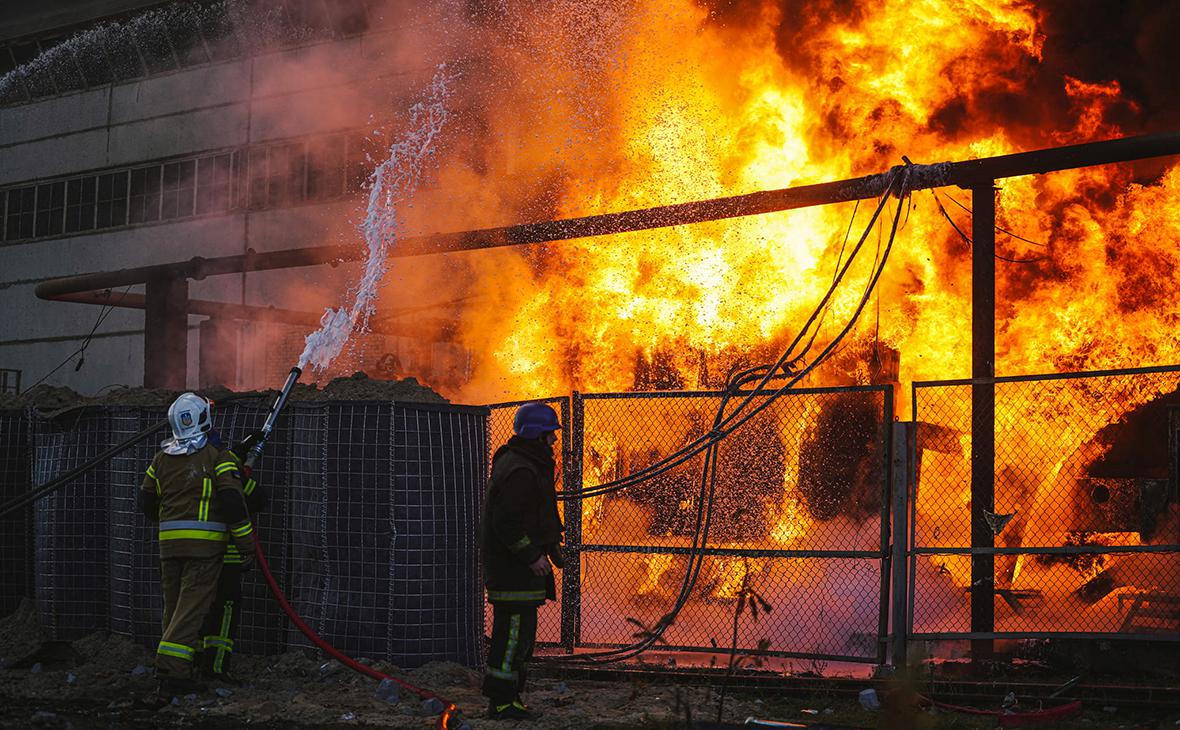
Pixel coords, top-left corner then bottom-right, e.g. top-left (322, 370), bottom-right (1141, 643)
top-left (547, 544), bottom-right (565, 570)
top-left (232, 430), bottom-right (265, 462)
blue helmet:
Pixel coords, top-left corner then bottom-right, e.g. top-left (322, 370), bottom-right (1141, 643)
top-left (513, 402), bottom-right (562, 439)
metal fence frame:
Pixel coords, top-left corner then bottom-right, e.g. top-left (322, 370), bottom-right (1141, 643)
top-left (910, 363), bottom-right (1180, 643)
top-left (492, 385), bottom-right (895, 664)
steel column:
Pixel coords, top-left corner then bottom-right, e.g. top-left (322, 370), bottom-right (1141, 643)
top-left (143, 276), bottom-right (188, 390)
top-left (970, 182), bottom-right (996, 661)
top-left (560, 392), bottom-right (584, 652)
top-left (890, 420), bottom-right (915, 668)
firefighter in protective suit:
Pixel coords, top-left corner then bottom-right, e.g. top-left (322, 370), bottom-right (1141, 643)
top-left (139, 393), bottom-right (256, 697)
top-left (197, 430), bottom-right (266, 684)
top-left (481, 402), bottom-right (564, 721)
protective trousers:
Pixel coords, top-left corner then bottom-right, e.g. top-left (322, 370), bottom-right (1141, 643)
top-left (157, 555), bottom-right (223, 679)
top-left (482, 601), bottom-right (538, 704)
top-left (199, 563), bottom-right (243, 676)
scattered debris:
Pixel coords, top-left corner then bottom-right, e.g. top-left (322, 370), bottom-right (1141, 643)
top-left (375, 677), bottom-right (400, 704)
top-left (29, 663), bottom-right (41, 674)
top-left (858, 688), bottom-right (880, 710)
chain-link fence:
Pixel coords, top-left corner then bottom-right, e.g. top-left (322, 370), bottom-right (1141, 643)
top-left (911, 365), bottom-right (1180, 640)
top-left (11, 399), bottom-right (488, 668)
top-left (491, 387), bottom-right (893, 663)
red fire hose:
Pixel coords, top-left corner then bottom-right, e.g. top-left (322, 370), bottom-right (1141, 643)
top-left (254, 538), bottom-right (464, 730)
top-left (917, 693), bottom-right (1082, 727)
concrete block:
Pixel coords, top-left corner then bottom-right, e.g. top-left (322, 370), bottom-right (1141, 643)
top-left (107, 103), bottom-right (248, 164)
top-left (109, 61), bottom-right (252, 125)
top-left (0, 88), bottom-right (110, 147)
top-left (0, 128), bottom-right (110, 186)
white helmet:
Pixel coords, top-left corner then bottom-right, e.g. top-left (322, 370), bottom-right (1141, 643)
top-left (167, 392), bottom-right (212, 443)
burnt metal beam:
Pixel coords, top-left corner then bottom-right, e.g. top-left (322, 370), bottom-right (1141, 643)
top-left (970, 182), bottom-right (997, 661)
top-left (50, 289), bottom-right (459, 341)
top-left (143, 275), bottom-right (188, 390)
top-left (35, 130), bottom-right (1180, 302)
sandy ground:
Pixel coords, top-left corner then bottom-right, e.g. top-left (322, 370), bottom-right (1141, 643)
top-left (4, 607), bottom-right (1180, 730)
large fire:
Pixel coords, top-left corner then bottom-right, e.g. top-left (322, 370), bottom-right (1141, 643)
top-left (321, 0), bottom-right (1180, 644)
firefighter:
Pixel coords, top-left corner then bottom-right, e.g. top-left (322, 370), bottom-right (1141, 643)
top-left (197, 429), bottom-right (266, 684)
top-left (139, 393), bottom-right (256, 698)
top-left (481, 402), bottom-right (564, 720)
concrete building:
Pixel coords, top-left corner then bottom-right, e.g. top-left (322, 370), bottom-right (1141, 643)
top-left (0, 0), bottom-right (468, 396)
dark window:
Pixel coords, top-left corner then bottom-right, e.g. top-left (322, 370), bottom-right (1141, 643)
top-left (247, 147), bottom-right (268, 210)
top-left (346, 134), bottom-right (372, 193)
top-left (5, 187), bottom-right (35, 240)
top-left (39, 36), bottom-right (86, 94)
top-left (134, 22), bottom-right (178, 74)
top-left (129, 166), bottom-right (161, 223)
top-left (96, 171), bottom-right (129, 228)
top-left (103, 28), bottom-right (145, 81)
top-left (34, 181), bottom-right (65, 237)
top-left (161, 160), bottom-right (196, 219)
top-left (327, 0), bottom-right (370, 35)
top-left (0, 46), bottom-right (29, 105)
top-left (0, 368), bottom-right (20, 395)
top-left (64, 177), bottom-right (97, 233)
top-left (307, 134), bottom-right (346, 200)
top-left (267, 142), bottom-right (305, 207)
top-left (11, 42), bottom-right (53, 98)
top-left (72, 33), bottom-right (114, 87)
top-left (196, 153), bottom-right (233, 215)
top-left (199, 9), bottom-right (241, 60)
top-left (167, 8), bottom-right (210, 67)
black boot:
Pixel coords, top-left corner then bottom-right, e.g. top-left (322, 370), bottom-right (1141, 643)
top-left (487, 698), bottom-right (538, 720)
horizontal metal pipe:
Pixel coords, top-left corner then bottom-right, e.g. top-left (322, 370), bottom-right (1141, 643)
top-left (49, 289), bottom-right (459, 340)
top-left (34, 130), bottom-right (1180, 302)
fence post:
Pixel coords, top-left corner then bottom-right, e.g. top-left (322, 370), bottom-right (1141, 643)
top-left (970, 180), bottom-right (997, 661)
top-left (560, 392), bottom-right (583, 653)
top-left (890, 420), bottom-right (914, 668)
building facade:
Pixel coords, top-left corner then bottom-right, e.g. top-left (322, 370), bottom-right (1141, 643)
top-left (0, 0), bottom-right (468, 396)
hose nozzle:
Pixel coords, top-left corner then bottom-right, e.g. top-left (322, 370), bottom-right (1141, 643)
top-left (245, 366), bottom-right (302, 468)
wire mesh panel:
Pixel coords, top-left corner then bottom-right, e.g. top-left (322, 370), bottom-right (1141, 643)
top-left (389, 403), bottom-right (487, 667)
top-left (319, 402), bottom-right (394, 658)
top-left (574, 387), bottom-right (892, 662)
top-left (912, 366), bottom-right (1180, 639)
top-left (31, 408), bottom-right (116, 640)
top-left (108, 407), bottom-right (168, 645)
top-left (0, 409), bottom-right (33, 616)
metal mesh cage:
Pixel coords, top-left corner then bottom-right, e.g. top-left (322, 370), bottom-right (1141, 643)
top-left (0, 409), bottom-right (33, 616)
top-left (911, 366), bottom-right (1180, 639)
top-left (29, 399), bottom-right (488, 668)
top-left (31, 408), bottom-right (117, 640)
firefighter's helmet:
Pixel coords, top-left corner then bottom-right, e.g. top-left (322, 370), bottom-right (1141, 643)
top-left (513, 402), bottom-right (562, 440)
top-left (167, 392), bottom-right (213, 442)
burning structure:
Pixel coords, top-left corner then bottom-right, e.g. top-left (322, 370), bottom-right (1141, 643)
top-left (2, 0), bottom-right (1180, 671)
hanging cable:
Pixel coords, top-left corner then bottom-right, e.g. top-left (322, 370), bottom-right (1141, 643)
top-left (547, 166), bottom-right (913, 663)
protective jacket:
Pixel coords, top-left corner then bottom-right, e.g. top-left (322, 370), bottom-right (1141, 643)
top-left (140, 444), bottom-right (256, 559)
top-left (482, 436), bottom-right (564, 604)
top-left (220, 449), bottom-right (266, 566)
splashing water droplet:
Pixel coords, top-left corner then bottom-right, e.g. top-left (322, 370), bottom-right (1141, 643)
top-left (297, 65), bottom-right (455, 372)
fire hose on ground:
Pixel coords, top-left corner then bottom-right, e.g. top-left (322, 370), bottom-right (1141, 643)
top-left (1, 366), bottom-right (465, 730)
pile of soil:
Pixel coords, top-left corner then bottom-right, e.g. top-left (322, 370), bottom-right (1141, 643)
top-left (0, 373), bottom-right (447, 415)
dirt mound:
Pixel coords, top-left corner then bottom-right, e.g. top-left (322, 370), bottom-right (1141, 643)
top-left (0, 373), bottom-right (449, 415)
top-left (0, 599), bottom-right (45, 665)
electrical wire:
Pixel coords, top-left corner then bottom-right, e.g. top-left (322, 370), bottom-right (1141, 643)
top-left (554, 167), bottom-right (909, 501)
top-left (23, 286), bottom-right (133, 392)
top-left (547, 166), bottom-right (913, 663)
top-left (931, 190), bottom-right (1048, 263)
